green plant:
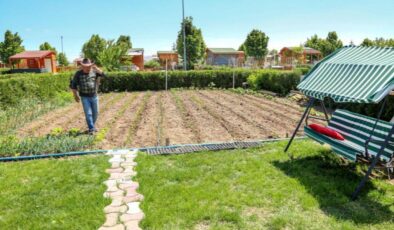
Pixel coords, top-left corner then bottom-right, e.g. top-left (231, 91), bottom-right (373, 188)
top-left (144, 59), bottom-right (161, 69)
top-left (0, 133), bottom-right (95, 157)
top-left (247, 70), bottom-right (301, 95)
top-left (0, 72), bottom-right (72, 108)
top-left (50, 127), bottom-right (64, 136)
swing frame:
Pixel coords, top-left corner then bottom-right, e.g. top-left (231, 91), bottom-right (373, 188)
top-left (284, 96), bottom-right (394, 200)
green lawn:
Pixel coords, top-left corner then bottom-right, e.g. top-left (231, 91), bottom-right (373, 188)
top-left (0, 155), bottom-right (110, 229)
top-left (135, 140), bottom-right (394, 230)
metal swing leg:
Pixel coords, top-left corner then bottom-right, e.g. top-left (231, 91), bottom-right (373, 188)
top-left (351, 125), bottom-right (394, 200)
top-left (284, 98), bottom-right (315, 152)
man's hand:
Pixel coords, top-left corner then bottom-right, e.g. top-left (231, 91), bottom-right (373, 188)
top-left (92, 65), bottom-right (103, 74)
top-left (74, 95), bottom-right (80, 103)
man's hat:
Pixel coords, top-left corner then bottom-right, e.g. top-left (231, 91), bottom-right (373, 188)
top-left (80, 58), bottom-right (94, 67)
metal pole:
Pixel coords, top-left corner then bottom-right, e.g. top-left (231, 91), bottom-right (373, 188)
top-left (182, 0), bottom-right (187, 70)
top-left (61, 36), bottom-right (64, 53)
top-left (351, 124), bottom-right (394, 200)
top-left (165, 59), bottom-right (168, 91)
top-left (284, 98), bottom-right (315, 152)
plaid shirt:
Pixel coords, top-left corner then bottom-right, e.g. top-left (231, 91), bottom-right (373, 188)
top-left (70, 70), bottom-right (106, 97)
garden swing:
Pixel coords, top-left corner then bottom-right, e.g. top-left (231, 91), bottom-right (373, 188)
top-left (284, 46), bottom-right (394, 200)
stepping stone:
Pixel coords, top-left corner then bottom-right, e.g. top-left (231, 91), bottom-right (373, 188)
top-left (98, 224), bottom-right (125, 230)
top-left (126, 202), bottom-right (142, 214)
top-left (104, 190), bottom-right (124, 198)
top-left (106, 168), bottom-right (124, 173)
top-left (103, 180), bottom-right (117, 187)
top-left (120, 213), bottom-right (144, 222)
top-left (111, 162), bottom-right (121, 168)
top-left (124, 220), bottom-right (141, 230)
top-left (123, 194), bottom-right (143, 203)
top-left (103, 213), bottom-right (119, 227)
top-left (104, 205), bottom-right (128, 214)
top-left (118, 182), bottom-right (139, 190)
top-left (110, 198), bottom-right (124, 207)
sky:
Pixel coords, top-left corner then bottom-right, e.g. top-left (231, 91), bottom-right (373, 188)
top-left (1, 0), bottom-right (393, 61)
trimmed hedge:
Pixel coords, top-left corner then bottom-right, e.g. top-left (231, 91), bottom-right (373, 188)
top-left (0, 73), bottom-right (72, 108)
top-left (100, 69), bottom-right (301, 95)
top-left (0, 69), bottom-right (302, 109)
top-left (247, 70), bottom-right (301, 95)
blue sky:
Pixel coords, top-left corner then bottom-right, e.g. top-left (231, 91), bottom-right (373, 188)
top-left (1, 0), bottom-right (393, 60)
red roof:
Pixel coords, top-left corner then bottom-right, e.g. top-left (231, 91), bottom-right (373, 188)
top-left (9, 50), bottom-right (55, 59)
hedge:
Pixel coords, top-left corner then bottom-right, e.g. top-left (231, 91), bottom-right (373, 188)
top-left (100, 70), bottom-right (253, 92)
top-left (0, 73), bottom-right (72, 108)
top-left (0, 69), bottom-right (301, 108)
top-left (247, 70), bottom-right (301, 95)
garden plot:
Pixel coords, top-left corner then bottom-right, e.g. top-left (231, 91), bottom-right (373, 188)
top-left (17, 90), bottom-right (310, 149)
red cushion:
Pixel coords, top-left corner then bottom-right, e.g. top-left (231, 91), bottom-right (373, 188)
top-left (309, 123), bottom-right (345, 141)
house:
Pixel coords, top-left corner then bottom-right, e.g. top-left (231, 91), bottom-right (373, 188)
top-left (125, 48), bottom-right (144, 70)
top-left (279, 47), bottom-right (322, 68)
top-left (206, 48), bottom-right (245, 66)
top-left (73, 57), bottom-right (83, 67)
top-left (9, 50), bottom-right (57, 73)
top-left (157, 51), bottom-right (178, 69)
top-left (0, 61), bottom-right (6, 68)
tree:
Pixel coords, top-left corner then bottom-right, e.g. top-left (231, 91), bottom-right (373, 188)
top-left (360, 38), bottom-right (394, 48)
top-left (240, 29), bottom-right (269, 66)
top-left (144, 59), bottom-right (160, 69)
top-left (82, 34), bottom-right (106, 65)
top-left (305, 31), bottom-right (343, 56)
top-left (97, 40), bottom-right (129, 71)
top-left (57, 52), bottom-right (69, 66)
top-left (39, 42), bottom-right (57, 54)
top-left (0, 30), bottom-right (25, 64)
top-left (176, 17), bottom-right (206, 69)
top-left (116, 35), bottom-right (132, 50)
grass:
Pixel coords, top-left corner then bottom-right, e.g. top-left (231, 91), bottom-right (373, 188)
top-left (135, 140), bottom-right (394, 230)
top-left (0, 155), bottom-right (110, 229)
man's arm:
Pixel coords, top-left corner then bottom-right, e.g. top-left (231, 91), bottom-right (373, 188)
top-left (70, 72), bottom-right (80, 102)
top-left (92, 65), bottom-right (105, 77)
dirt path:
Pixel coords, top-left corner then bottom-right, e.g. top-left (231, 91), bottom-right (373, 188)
top-left (98, 92), bottom-right (145, 149)
top-left (225, 91), bottom-right (303, 122)
top-left (193, 90), bottom-right (277, 139)
top-left (18, 93), bottom-right (114, 137)
top-left (203, 90), bottom-right (298, 137)
top-left (130, 92), bottom-right (160, 148)
top-left (161, 91), bottom-right (196, 146)
top-left (57, 93), bottom-right (126, 133)
top-left (177, 91), bottom-right (234, 143)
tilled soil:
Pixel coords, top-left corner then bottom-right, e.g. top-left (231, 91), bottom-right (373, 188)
top-left (18, 90), bottom-right (315, 148)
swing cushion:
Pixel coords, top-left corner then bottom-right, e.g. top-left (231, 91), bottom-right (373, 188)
top-left (305, 109), bottom-right (394, 162)
top-left (309, 123), bottom-right (345, 140)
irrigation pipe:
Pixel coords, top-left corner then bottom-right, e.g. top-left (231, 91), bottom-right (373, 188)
top-left (0, 136), bottom-right (307, 162)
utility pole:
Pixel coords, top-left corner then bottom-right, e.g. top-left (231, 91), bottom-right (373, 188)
top-left (61, 36), bottom-right (64, 53)
top-left (182, 0), bottom-right (187, 70)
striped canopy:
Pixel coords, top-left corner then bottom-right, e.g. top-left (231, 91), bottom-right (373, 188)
top-left (298, 46), bottom-right (394, 103)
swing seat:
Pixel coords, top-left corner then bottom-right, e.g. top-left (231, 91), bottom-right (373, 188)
top-left (305, 109), bottom-right (394, 163)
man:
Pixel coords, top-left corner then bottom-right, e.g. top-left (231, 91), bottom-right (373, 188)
top-left (70, 58), bottom-right (106, 134)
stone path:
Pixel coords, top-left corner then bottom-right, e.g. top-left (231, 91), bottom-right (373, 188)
top-left (99, 149), bottom-right (144, 230)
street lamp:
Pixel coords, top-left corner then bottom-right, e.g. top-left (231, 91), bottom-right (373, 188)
top-left (182, 0), bottom-right (187, 70)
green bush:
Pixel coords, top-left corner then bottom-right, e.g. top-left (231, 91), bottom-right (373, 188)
top-left (100, 69), bottom-right (254, 92)
top-left (144, 60), bottom-right (161, 69)
top-left (0, 68), bottom-right (10, 75)
top-left (247, 70), bottom-right (301, 95)
top-left (0, 72), bottom-right (72, 108)
top-left (295, 67), bottom-right (311, 75)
